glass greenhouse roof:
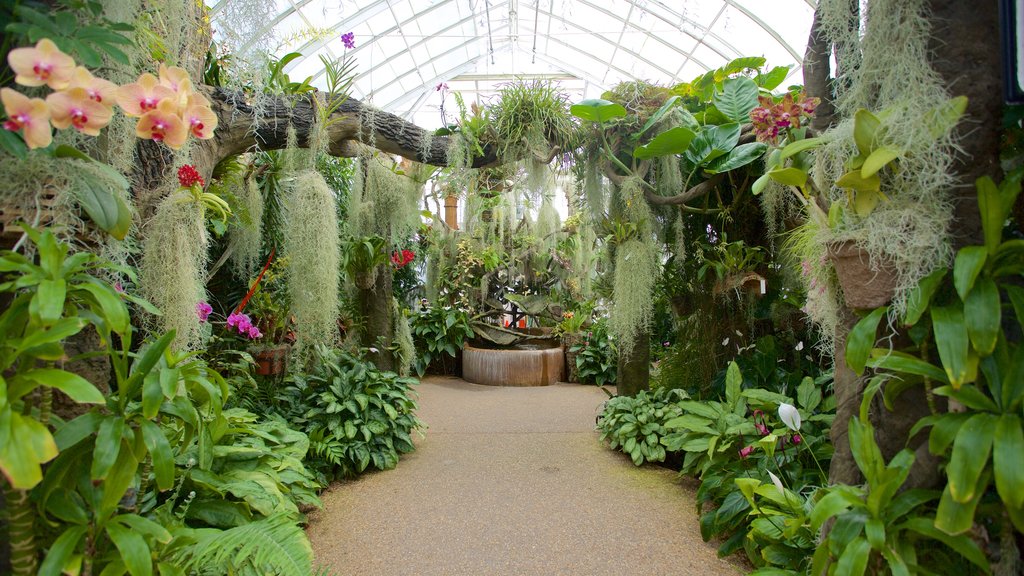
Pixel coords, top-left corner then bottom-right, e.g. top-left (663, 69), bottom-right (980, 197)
top-left (208, 1), bottom-right (816, 129)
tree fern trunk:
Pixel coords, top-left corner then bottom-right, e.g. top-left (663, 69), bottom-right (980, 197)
top-left (2, 479), bottom-right (37, 576)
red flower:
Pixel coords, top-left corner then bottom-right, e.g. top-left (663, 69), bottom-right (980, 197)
top-left (391, 249), bottom-right (416, 269)
top-left (177, 164), bottom-right (204, 188)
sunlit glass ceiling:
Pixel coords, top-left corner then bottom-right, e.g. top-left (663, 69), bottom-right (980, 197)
top-left (208, 1), bottom-right (816, 129)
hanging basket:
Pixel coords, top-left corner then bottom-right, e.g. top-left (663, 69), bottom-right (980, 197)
top-left (253, 344), bottom-right (290, 376)
top-left (828, 240), bottom-right (899, 310)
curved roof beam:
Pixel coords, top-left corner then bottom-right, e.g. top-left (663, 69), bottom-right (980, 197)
top-left (303, 1), bottom-right (509, 87)
top-left (720, 0), bottom-right (804, 62)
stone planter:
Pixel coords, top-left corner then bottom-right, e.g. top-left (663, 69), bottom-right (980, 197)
top-left (828, 240), bottom-right (898, 309)
top-left (253, 344), bottom-right (290, 376)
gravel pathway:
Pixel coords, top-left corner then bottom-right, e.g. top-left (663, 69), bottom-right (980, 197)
top-left (307, 376), bottom-right (748, 576)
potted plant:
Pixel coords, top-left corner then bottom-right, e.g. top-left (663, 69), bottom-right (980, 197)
top-left (240, 253), bottom-right (294, 376)
top-left (553, 303), bottom-right (591, 383)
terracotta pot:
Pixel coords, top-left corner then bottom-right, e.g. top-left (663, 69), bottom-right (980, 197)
top-left (828, 240), bottom-right (898, 309)
top-left (253, 344), bottom-right (290, 376)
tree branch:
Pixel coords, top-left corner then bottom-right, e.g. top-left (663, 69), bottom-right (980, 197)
top-left (643, 173), bottom-right (725, 206)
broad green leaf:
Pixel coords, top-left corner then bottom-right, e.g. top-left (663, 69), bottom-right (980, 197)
top-left (92, 416), bottom-right (125, 481)
top-left (684, 123), bottom-right (741, 166)
top-left (861, 146), bottom-right (901, 178)
top-left (931, 305), bottom-right (970, 387)
top-left (34, 278), bottom-right (67, 325)
top-left (142, 372), bottom-right (163, 419)
top-left (925, 413), bottom-right (969, 455)
top-left (65, 159), bottom-right (133, 240)
top-left (140, 420), bottom-right (175, 491)
top-left (77, 281), bottom-right (130, 334)
top-left (54, 411), bottom-right (103, 450)
top-left (106, 522), bottom-right (153, 576)
top-left (713, 77), bottom-right (759, 123)
top-left (810, 489), bottom-right (858, 530)
top-left (797, 376), bottom-right (821, 411)
top-left (0, 408), bottom-right (59, 489)
top-left (722, 56), bottom-right (766, 75)
top-left (933, 384), bottom-right (999, 413)
top-left (935, 472), bottom-right (987, 535)
top-left (853, 109), bottom-right (882, 156)
top-left (18, 369), bottom-right (104, 404)
top-left (704, 142), bottom-right (768, 174)
top-left (836, 169), bottom-right (881, 193)
top-left (976, 176), bottom-right (1005, 255)
top-left (765, 167), bottom-right (808, 188)
top-left (778, 136), bottom-right (824, 159)
top-left (902, 517), bottom-right (989, 571)
top-left (124, 331), bottom-right (176, 398)
top-left (570, 99), bottom-right (626, 123)
top-left (865, 518), bottom-right (885, 549)
top-left (16, 317), bottom-right (86, 355)
top-left (99, 444), bottom-right (138, 521)
top-left (835, 537), bottom-right (870, 576)
top-left (953, 246), bottom-right (987, 300)
top-left (902, 268), bottom-right (947, 326)
top-left (947, 412), bottom-right (997, 503)
top-left (633, 126), bottom-right (696, 159)
top-left (751, 173), bottom-right (772, 195)
top-left (925, 95), bottom-right (969, 140)
top-left (637, 95), bottom-right (680, 137)
top-left (38, 525), bottom-right (88, 576)
top-left (868, 349), bottom-right (948, 383)
top-left (113, 514), bottom-right (172, 543)
top-left (846, 306), bottom-right (887, 375)
top-left (725, 362), bottom-right (741, 406)
top-left (993, 414), bottom-right (1024, 509)
top-left (754, 65), bottom-right (791, 90)
top-left (964, 277), bottom-right (1000, 355)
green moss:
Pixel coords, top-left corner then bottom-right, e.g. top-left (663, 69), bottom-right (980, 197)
top-left (610, 238), bottom-right (659, 357)
top-left (228, 175), bottom-right (264, 279)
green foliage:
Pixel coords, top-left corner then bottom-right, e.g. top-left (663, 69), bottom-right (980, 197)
top-left (410, 306), bottom-right (474, 377)
top-left (5, 1), bottom-right (136, 69)
top-left (847, 177), bottom-right (1024, 535)
top-left (174, 512), bottom-right (315, 576)
top-left (571, 319), bottom-right (617, 386)
top-left (274, 348), bottom-right (422, 481)
top-left (597, 388), bottom-right (687, 465)
top-left (809, 380), bottom-right (990, 575)
top-left (489, 79), bottom-right (578, 162)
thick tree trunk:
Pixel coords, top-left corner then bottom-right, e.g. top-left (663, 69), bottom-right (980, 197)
top-left (926, 0), bottom-right (1004, 249)
top-left (616, 328), bottom-right (650, 396)
top-left (357, 263), bottom-right (396, 373)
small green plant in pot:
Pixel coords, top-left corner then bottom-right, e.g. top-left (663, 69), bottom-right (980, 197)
top-left (571, 317), bottom-right (617, 386)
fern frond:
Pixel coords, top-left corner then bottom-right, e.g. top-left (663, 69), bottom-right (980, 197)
top-left (180, 513), bottom-right (313, 576)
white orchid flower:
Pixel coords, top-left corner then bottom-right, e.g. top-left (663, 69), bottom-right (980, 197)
top-left (778, 403), bottom-right (801, 432)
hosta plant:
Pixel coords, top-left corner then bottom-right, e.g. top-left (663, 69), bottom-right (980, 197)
top-left (597, 387), bottom-right (687, 465)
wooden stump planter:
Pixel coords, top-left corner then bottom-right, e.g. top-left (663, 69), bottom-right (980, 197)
top-left (562, 332), bottom-right (584, 383)
top-left (253, 344), bottom-right (290, 376)
top-left (828, 240), bottom-right (899, 310)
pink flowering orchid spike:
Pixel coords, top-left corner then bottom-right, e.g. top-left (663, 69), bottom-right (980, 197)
top-left (181, 93), bottom-right (218, 139)
top-left (47, 87), bottom-right (113, 136)
top-left (7, 39), bottom-right (76, 89)
top-left (135, 99), bottom-right (188, 149)
top-left (68, 67), bottom-right (119, 107)
top-left (117, 73), bottom-right (175, 117)
top-left (1, 88), bottom-right (52, 149)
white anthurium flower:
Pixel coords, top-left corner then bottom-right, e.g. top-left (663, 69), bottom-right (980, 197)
top-left (778, 403), bottom-right (801, 432)
top-left (767, 470), bottom-right (785, 495)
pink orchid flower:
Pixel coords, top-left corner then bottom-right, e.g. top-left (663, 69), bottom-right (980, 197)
top-left (181, 93), bottom-right (217, 140)
top-left (1, 88), bottom-right (52, 149)
top-left (47, 87), bottom-right (113, 136)
top-left (7, 39), bottom-right (76, 90)
top-left (135, 99), bottom-right (188, 149)
top-left (68, 66), bottom-right (119, 107)
top-left (196, 302), bottom-right (213, 322)
top-left (247, 325), bottom-right (262, 339)
top-left (117, 73), bottom-right (175, 117)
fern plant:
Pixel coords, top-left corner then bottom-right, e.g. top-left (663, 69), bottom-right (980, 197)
top-left (174, 512), bottom-right (315, 576)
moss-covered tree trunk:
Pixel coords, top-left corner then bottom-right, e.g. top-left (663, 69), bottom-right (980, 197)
top-left (616, 328), bottom-right (650, 396)
top-left (823, 0), bottom-right (1004, 487)
top-left (357, 263), bottom-right (396, 372)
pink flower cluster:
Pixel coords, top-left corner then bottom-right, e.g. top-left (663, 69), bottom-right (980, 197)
top-left (227, 312), bottom-right (262, 340)
top-left (749, 92), bottom-right (819, 145)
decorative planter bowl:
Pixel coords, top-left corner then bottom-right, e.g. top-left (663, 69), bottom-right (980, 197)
top-left (462, 337), bottom-right (564, 387)
top-left (828, 240), bottom-right (898, 310)
top-left (253, 344), bottom-right (290, 376)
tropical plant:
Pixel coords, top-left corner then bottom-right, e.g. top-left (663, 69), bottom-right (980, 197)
top-left (275, 348), bottom-right (422, 481)
top-left (846, 176), bottom-right (1024, 536)
top-left (571, 318), bottom-right (617, 386)
top-left (807, 379), bottom-right (990, 576)
top-left (597, 388), bottom-right (687, 465)
top-left (409, 305), bottom-right (474, 377)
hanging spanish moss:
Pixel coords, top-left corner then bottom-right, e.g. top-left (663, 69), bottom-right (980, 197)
top-left (284, 170), bottom-right (341, 352)
top-left (534, 194), bottom-right (561, 246)
top-left (609, 238), bottom-right (658, 357)
top-left (228, 175), bottom-right (264, 279)
top-left (393, 298), bottom-right (415, 377)
top-left (141, 192), bottom-right (209, 351)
